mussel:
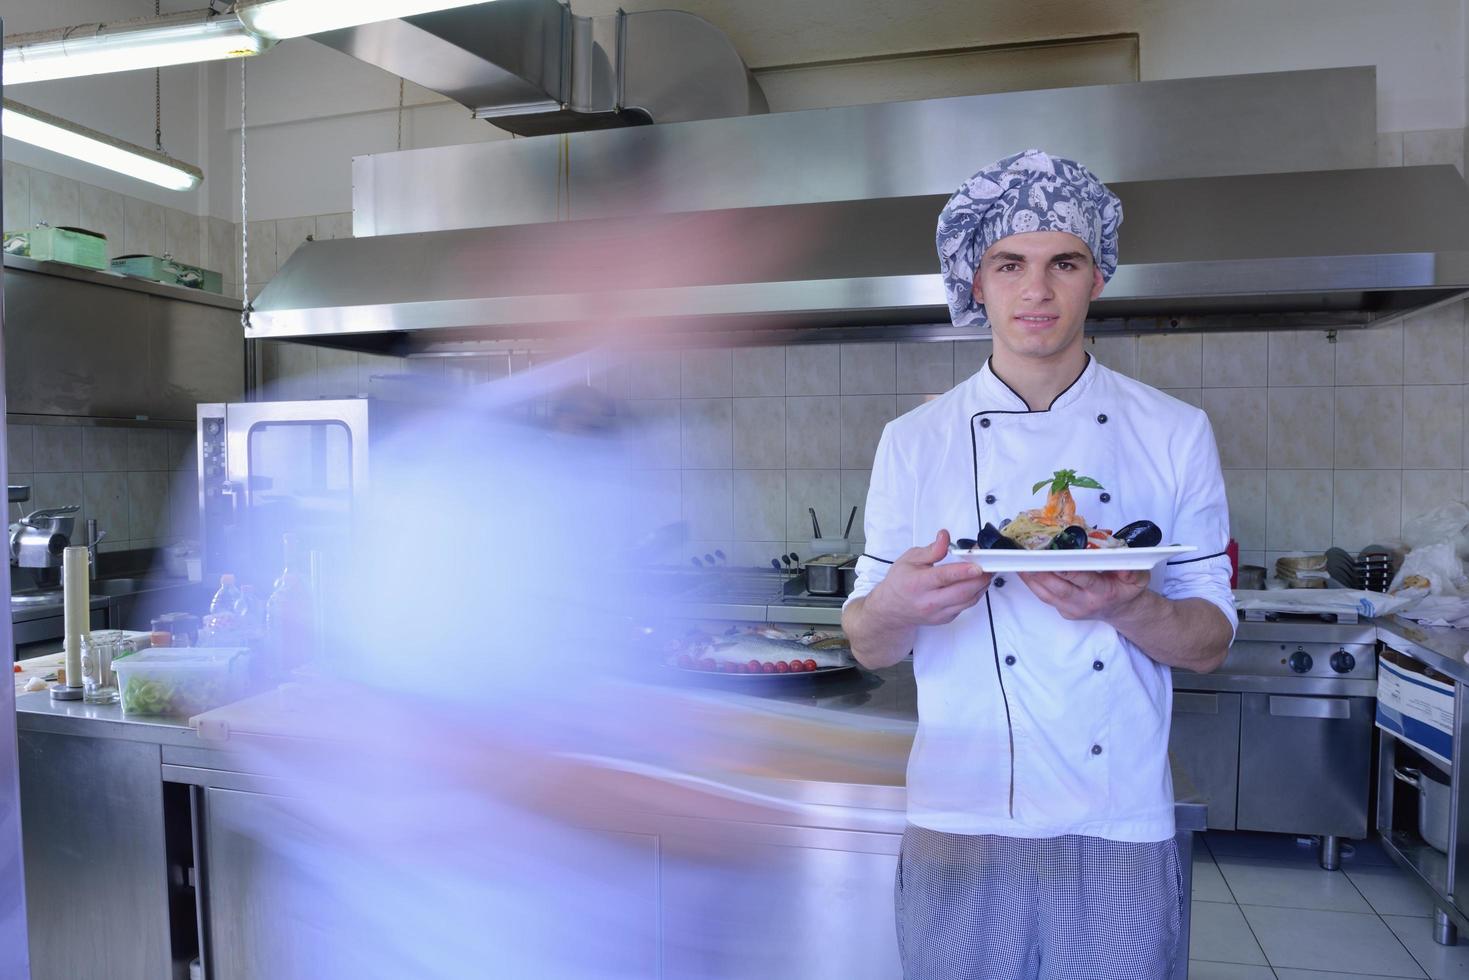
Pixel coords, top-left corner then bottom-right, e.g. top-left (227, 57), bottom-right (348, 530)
top-left (1047, 525), bottom-right (1088, 550)
top-left (1115, 519), bottom-right (1163, 548)
top-left (954, 538), bottom-right (978, 550)
top-left (977, 522), bottom-right (1021, 550)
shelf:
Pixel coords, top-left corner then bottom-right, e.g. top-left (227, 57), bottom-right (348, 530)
top-left (1380, 829), bottom-right (1469, 932)
top-left (3, 253), bottom-right (240, 311)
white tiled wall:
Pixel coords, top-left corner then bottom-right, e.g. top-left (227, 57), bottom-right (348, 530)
top-left (596, 307), bottom-right (1469, 568)
top-left (6, 422), bottom-right (197, 554)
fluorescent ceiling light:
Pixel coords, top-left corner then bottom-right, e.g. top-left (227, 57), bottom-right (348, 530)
top-left (237, 0), bottom-right (486, 41)
top-left (2, 12), bottom-right (270, 86)
top-left (3, 99), bottom-right (202, 191)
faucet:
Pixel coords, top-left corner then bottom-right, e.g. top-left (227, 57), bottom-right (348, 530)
top-left (86, 519), bottom-right (107, 580)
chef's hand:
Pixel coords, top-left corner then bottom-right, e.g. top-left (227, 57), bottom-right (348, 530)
top-left (1018, 569), bottom-right (1150, 623)
top-left (869, 529), bottom-right (993, 626)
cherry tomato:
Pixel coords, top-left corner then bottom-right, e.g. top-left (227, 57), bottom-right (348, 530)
top-left (774, 661), bottom-right (790, 673)
top-left (804, 659), bottom-right (818, 672)
top-left (731, 662), bottom-right (745, 673)
top-left (748, 659), bottom-right (762, 673)
top-left (699, 657), bottom-right (716, 672)
top-left (761, 662), bottom-right (776, 674)
top-left (676, 654), bottom-right (693, 668)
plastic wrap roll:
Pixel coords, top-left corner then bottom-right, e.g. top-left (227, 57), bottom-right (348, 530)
top-left (63, 545), bottom-right (89, 690)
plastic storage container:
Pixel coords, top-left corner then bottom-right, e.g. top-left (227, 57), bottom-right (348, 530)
top-left (114, 647), bottom-right (249, 717)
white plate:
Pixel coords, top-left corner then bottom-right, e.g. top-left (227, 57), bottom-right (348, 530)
top-left (948, 544), bottom-right (1196, 573)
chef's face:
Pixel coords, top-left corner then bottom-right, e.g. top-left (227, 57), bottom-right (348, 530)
top-left (972, 230), bottom-right (1105, 363)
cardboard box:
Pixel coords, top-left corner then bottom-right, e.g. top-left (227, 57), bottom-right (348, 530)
top-left (110, 253), bottom-right (223, 293)
top-left (1376, 653), bottom-right (1454, 767)
top-left (3, 225), bottom-right (109, 270)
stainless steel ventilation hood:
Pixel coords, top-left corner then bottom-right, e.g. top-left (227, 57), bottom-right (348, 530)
top-left (250, 66), bottom-right (1469, 352)
top-left (312, 0), bottom-right (766, 136)
top-left (248, 165), bottom-right (1469, 350)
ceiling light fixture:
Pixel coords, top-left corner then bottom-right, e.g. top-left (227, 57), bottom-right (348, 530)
top-left (2, 99), bottom-right (203, 191)
top-left (2, 11), bottom-right (270, 86)
top-left (235, 0), bottom-right (486, 42)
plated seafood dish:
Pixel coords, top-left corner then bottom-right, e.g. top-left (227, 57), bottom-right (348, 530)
top-left (954, 469), bottom-right (1162, 552)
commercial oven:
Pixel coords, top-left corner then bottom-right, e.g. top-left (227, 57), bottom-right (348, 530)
top-left (1169, 617), bottom-right (1377, 869)
top-left (196, 400), bottom-right (373, 593)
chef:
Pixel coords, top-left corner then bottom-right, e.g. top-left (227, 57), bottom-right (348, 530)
top-left (842, 149), bottom-right (1235, 979)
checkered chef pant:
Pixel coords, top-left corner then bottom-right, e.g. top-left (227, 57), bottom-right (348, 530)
top-left (895, 825), bottom-right (1182, 980)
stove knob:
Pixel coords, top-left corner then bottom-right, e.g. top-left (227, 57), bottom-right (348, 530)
top-left (1287, 649), bottom-right (1313, 674)
top-left (1329, 649), bottom-right (1356, 674)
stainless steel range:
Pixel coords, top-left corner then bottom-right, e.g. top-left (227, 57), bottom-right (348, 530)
top-left (1170, 614), bottom-right (1378, 869)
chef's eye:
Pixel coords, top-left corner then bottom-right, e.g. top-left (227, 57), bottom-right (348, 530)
top-left (997, 262), bottom-right (1020, 273)
top-left (1054, 260), bottom-right (1077, 271)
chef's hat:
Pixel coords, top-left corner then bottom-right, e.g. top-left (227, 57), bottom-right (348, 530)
top-left (936, 149), bottom-right (1123, 329)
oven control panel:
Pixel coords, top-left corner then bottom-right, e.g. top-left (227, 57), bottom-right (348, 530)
top-left (199, 414), bottom-right (229, 572)
top-left (1226, 641), bottom-right (1377, 680)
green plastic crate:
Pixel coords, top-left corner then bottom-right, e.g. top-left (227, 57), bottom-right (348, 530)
top-left (2, 225), bottom-right (109, 270)
top-left (111, 253), bottom-right (223, 294)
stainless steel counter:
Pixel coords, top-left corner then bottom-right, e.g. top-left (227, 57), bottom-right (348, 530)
top-left (1375, 616), bottom-right (1469, 685)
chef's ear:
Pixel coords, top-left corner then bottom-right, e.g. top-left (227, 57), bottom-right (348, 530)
top-left (971, 274), bottom-right (985, 305)
top-left (1089, 262), bottom-right (1105, 301)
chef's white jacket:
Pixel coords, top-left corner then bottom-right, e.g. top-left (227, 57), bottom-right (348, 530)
top-left (847, 356), bottom-right (1235, 842)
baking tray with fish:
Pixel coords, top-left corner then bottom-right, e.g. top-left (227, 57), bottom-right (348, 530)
top-left (665, 624), bottom-right (858, 680)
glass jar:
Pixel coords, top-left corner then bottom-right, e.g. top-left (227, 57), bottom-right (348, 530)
top-left (80, 632), bottom-right (124, 704)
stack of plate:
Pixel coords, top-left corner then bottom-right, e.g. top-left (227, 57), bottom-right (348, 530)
top-left (1356, 545), bottom-right (1397, 592)
top-left (1324, 545), bottom-right (1399, 592)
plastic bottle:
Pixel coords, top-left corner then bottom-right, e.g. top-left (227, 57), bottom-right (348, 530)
top-left (265, 573), bottom-right (314, 674)
top-left (234, 584), bottom-right (265, 633)
top-left (209, 574), bottom-right (242, 618)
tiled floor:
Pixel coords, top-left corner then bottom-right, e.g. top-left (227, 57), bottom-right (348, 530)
top-left (1189, 832), bottom-right (1469, 979)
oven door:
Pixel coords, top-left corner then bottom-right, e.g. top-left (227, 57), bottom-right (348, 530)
top-left (1237, 693), bottom-right (1373, 839)
top-left (217, 400), bottom-right (369, 590)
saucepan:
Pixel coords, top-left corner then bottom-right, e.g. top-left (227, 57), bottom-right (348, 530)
top-left (1395, 765), bottom-right (1451, 853)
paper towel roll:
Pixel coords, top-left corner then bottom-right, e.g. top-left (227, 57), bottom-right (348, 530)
top-left (63, 545), bottom-right (89, 690)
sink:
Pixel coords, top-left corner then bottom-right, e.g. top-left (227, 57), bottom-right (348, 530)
top-left (90, 577), bottom-right (174, 596)
top-left (10, 577), bottom-right (178, 605)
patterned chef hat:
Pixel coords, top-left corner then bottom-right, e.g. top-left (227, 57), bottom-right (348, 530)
top-left (935, 148), bottom-right (1123, 329)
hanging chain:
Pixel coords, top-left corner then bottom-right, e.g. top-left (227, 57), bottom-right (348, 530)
top-left (154, 68), bottom-right (163, 151)
top-left (240, 56), bottom-right (250, 330)
top-left (154, 1), bottom-right (163, 151)
top-left (397, 77), bottom-right (405, 152)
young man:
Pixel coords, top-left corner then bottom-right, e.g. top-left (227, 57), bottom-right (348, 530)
top-left (842, 149), bottom-right (1235, 979)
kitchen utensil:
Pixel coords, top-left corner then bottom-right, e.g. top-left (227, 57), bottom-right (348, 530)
top-left (949, 544), bottom-right (1196, 573)
top-left (843, 506), bottom-right (858, 539)
top-left (1395, 766), bottom-right (1451, 853)
top-left (808, 507), bottom-right (822, 538)
top-left (805, 554), bottom-right (856, 595)
top-left (1237, 565), bottom-right (1266, 591)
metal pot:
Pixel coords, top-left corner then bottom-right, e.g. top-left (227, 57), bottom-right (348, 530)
top-left (1238, 565), bottom-right (1266, 590)
top-left (839, 562), bottom-right (858, 597)
top-left (1395, 766), bottom-right (1451, 853)
top-left (805, 554), bottom-right (855, 596)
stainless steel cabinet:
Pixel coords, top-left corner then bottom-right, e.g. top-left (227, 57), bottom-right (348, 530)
top-left (660, 832), bottom-right (902, 979)
top-left (1237, 693), bottom-right (1373, 839)
top-left (19, 732), bottom-right (172, 980)
top-left (1169, 691), bottom-right (1241, 830)
top-left (201, 787), bottom-right (335, 980)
